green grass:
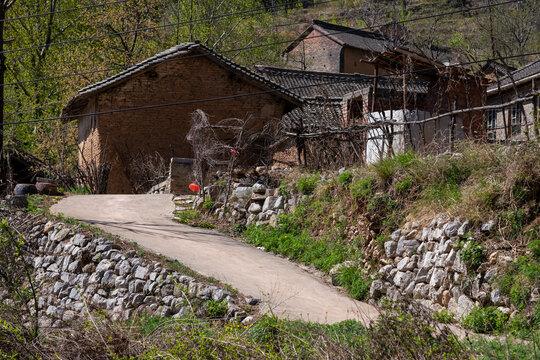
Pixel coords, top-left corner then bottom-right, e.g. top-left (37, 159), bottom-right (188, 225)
top-left (334, 265), bottom-right (371, 301)
top-left (463, 306), bottom-right (509, 333)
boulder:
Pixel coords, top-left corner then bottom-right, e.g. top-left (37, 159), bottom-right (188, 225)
top-left (248, 203), bottom-right (262, 214)
top-left (456, 295), bottom-right (475, 319)
top-left (384, 241), bottom-right (397, 258)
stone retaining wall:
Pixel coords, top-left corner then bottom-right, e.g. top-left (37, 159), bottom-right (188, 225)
top-left (1, 211), bottom-right (248, 328)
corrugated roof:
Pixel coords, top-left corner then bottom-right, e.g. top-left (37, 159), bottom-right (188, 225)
top-left (62, 42), bottom-right (302, 117)
top-left (487, 58), bottom-right (540, 93)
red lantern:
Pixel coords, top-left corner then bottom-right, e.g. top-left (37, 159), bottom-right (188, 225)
top-left (189, 183), bottom-right (200, 193)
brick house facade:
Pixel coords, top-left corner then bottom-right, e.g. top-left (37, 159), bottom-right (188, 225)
top-left (486, 58), bottom-right (540, 141)
top-left (62, 42), bottom-right (301, 193)
top-left (283, 20), bottom-right (393, 75)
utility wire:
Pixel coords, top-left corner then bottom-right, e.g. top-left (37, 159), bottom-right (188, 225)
top-left (1, 0), bottom-right (524, 89)
top-left (1, 0), bottom-right (130, 24)
top-left (3, 50), bottom-right (538, 127)
top-left (1, 0), bottom-right (333, 55)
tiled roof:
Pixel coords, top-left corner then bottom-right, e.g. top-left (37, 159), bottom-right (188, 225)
top-left (487, 58), bottom-right (540, 93)
top-left (254, 66), bottom-right (429, 100)
top-left (285, 20), bottom-right (393, 54)
top-left (62, 42), bottom-right (302, 116)
top-left (283, 100), bottom-right (344, 132)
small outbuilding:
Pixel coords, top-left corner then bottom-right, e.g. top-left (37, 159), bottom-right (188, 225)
top-left (62, 42), bottom-right (301, 193)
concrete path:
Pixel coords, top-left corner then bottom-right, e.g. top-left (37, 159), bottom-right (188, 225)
top-left (51, 194), bottom-right (379, 324)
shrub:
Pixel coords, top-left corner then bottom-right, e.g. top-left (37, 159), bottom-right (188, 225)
top-left (463, 306), bottom-right (509, 333)
top-left (337, 171), bottom-right (352, 186)
top-left (434, 309), bottom-right (455, 324)
top-left (350, 176), bottom-right (374, 200)
top-left (372, 151), bottom-right (417, 183)
top-left (297, 174), bottom-right (319, 195)
top-left (529, 239), bottom-right (540, 261)
top-left (457, 239), bottom-right (485, 272)
top-left (335, 266), bottom-right (371, 301)
top-left (395, 178), bottom-right (413, 194)
top-left (205, 300), bottom-right (228, 317)
top-left (175, 209), bottom-right (200, 224)
top-left (203, 198), bottom-right (215, 211)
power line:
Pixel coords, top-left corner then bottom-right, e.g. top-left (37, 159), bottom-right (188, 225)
top-left (3, 50), bottom-right (538, 127)
top-left (1, 0), bottom-right (524, 89)
top-left (2, 0), bottom-right (130, 24)
top-left (1, 0), bottom-right (329, 55)
top-left (1, 0), bottom-right (520, 56)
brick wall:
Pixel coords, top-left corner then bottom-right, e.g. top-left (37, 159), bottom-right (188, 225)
top-left (285, 29), bottom-right (343, 73)
top-left (82, 54), bottom-right (288, 193)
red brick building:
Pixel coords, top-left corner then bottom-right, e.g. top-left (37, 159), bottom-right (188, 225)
top-left (62, 42), bottom-right (301, 193)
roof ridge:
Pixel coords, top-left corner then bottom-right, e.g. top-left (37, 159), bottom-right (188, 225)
top-left (255, 65), bottom-right (373, 79)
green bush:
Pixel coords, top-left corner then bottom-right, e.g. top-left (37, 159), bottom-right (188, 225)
top-left (350, 176), bottom-right (374, 200)
top-left (337, 171), bottom-right (352, 186)
top-left (434, 309), bottom-right (455, 324)
top-left (372, 151), bottom-right (417, 182)
top-left (529, 239), bottom-right (540, 261)
top-left (205, 300), bottom-right (228, 317)
top-left (463, 306), bottom-right (509, 333)
top-left (395, 178), bottom-right (413, 194)
top-left (297, 174), bottom-right (319, 195)
top-left (457, 239), bottom-right (485, 272)
top-left (335, 266), bottom-right (371, 301)
top-left (203, 198), bottom-right (215, 211)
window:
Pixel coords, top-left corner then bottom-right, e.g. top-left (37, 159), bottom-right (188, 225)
top-left (486, 109), bottom-right (497, 140)
top-left (509, 105), bottom-right (521, 136)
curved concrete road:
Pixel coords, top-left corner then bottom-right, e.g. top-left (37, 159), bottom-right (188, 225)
top-left (51, 194), bottom-right (378, 324)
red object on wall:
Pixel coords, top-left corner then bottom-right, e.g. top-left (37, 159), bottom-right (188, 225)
top-left (189, 183), bottom-right (200, 193)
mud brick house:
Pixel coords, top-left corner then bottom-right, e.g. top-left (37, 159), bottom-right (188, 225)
top-left (485, 58), bottom-right (540, 141)
top-left (61, 42), bottom-right (301, 193)
top-left (283, 20), bottom-right (394, 74)
top-left (257, 46), bottom-right (485, 165)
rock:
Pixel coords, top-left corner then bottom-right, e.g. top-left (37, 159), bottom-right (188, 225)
top-left (415, 267), bottom-right (430, 283)
top-left (421, 251), bottom-right (436, 269)
top-left (248, 203), bottom-right (262, 214)
top-left (457, 295), bottom-right (475, 319)
top-left (481, 220), bottom-right (495, 232)
top-left (134, 266), bottom-right (149, 280)
top-left (452, 257), bottom-right (466, 274)
top-left (393, 271), bottom-right (414, 290)
top-left (53, 228), bottom-right (71, 242)
top-left (413, 283), bottom-right (429, 298)
top-left (491, 289), bottom-right (503, 305)
top-left (397, 257), bottom-right (414, 271)
top-left (370, 280), bottom-right (385, 299)
top-left (242, 316), bottom-right (254, 324)
top-left (245, 297), bottom-right (260, 306)
top-left (441, 290), bottom-right (451, 306)
top-left (67, 260), bottom-right (81, 273)
top-left (69, 288), bottom-right (81, 300)
top-left (443, 221), bottom-right (459, 238)
top-left (95, 244), bottom-right (112, 252)
top-left (96, 260), bottom-right (114, 273)
top-left (379, 265), bottom-right (393, 279)
top-left (396, 238), bottom-right (419, 256)
top-left (457, 220), bottom-right (470, 236)
top-left (71, 234), bottom-right (88, 247)
top-left (390, 229), bottom-right (402, 242)
top-left (429, 268), bottom-right (446, 288)
top-left (116, 260), bottom-right (132, 277)
top-left (128, 280), bottom-right (145, 294)
top-left (262, 196), bottom-right (277, 212)
top-left (445, 249), bottom-right (456, 266)
top-left (384, 241), bottom-right (397, 258)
